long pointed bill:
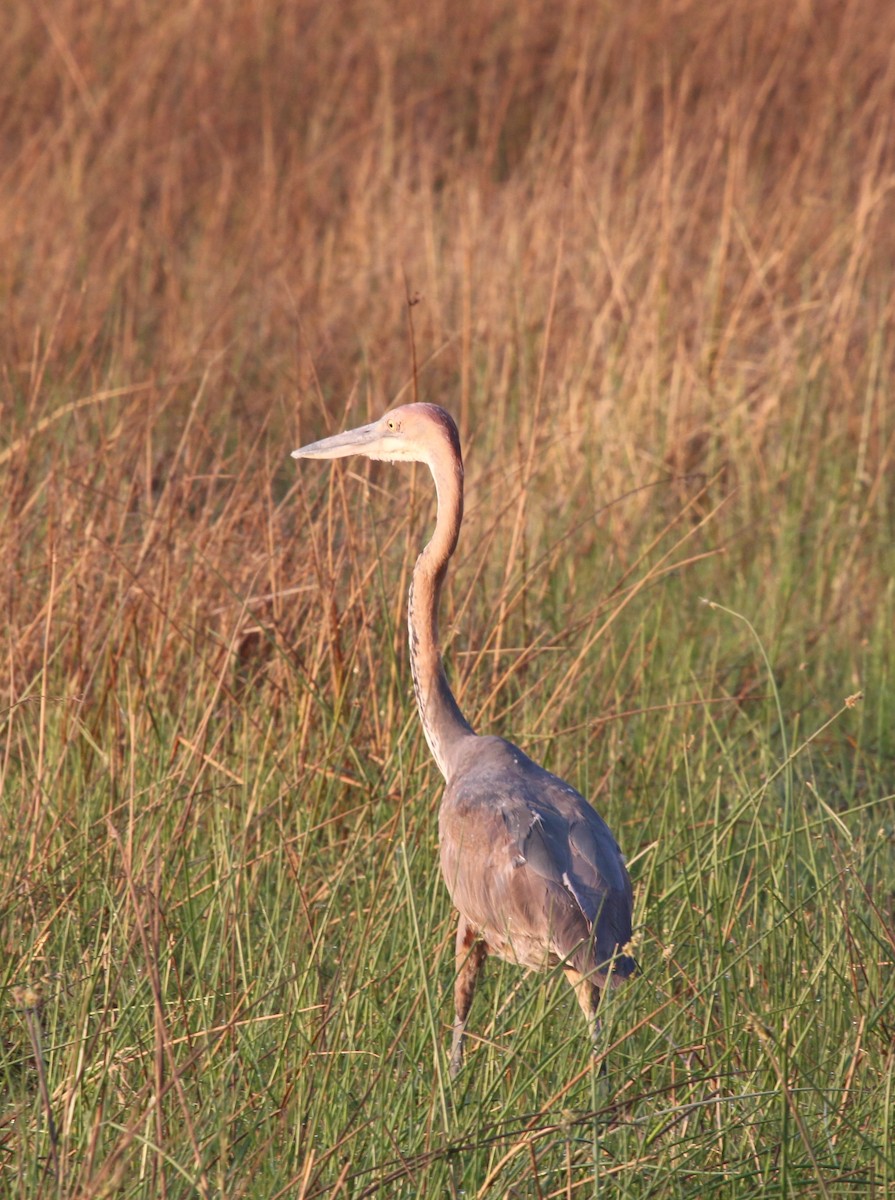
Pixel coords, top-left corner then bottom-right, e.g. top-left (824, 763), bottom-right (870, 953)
top-left (291, 421), bottom-right (383, 461)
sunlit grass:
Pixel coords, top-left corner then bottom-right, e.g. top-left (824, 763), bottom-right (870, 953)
top-left (2, 0), bottom-right (895, 1195)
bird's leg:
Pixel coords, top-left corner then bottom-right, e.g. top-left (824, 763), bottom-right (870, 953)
top-left (564, 967), bottom-right (604, 1061)
top-left (450, 916), bottom-right (487, 1078)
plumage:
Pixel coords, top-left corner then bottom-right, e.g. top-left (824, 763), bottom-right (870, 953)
top-left (440, 735), bottom-right (634, 979)
top-left (293, 402), bottom-right (635, 1076)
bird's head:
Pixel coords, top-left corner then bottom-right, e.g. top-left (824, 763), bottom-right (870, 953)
top-left (292, 402), bottom-right (461, 469)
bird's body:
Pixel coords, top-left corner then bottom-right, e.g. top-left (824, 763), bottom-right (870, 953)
top-left (441, 734), bottom-right (633, 976)
top-left (293, 402), bottom-right (634, 1075)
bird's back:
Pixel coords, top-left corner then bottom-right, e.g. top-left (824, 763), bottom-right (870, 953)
top-left (439, 736), bottom-right (635, 983)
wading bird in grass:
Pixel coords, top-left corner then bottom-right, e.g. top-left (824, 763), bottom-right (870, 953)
top-left (293, 403), bottom-right (635, 1076)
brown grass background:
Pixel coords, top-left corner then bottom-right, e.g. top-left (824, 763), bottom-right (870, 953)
top-left (3, 0), bottom-right (895, 850)
top-left (6, 0), bottom-right (895, 415)
top-left (2, 0), bottom-right (894, 855)
top-left (5, 0), bottom-right (894, 661)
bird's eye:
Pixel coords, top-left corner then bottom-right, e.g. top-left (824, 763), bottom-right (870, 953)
top-left (387, 418), bottom-right (396, 431)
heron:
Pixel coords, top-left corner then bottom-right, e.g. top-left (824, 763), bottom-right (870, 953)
top-left (292, 403), bottom-right (635, 1076)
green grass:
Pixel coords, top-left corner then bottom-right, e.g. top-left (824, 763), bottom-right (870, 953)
top-left (2, 430), bottom-right (892, 1197)
top-left (3, 0), bottom-right (895, 1194)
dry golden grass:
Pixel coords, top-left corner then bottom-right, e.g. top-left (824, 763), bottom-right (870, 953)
top-left (3, 0), bottom-right (893, 746)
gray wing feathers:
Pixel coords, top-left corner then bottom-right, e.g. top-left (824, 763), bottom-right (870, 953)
top-left (441, 737), bottom-right (635, 980)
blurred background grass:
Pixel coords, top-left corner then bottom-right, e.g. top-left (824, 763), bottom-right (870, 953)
top-left (1, 0), bottom-right (894, 1195)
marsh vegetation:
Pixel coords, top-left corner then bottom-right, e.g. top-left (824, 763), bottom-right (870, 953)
top-left (2, 1), bottom-right (894, 1194)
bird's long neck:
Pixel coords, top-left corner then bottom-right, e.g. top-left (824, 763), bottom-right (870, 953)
top-left (408, 450), bottom-right (475, 780)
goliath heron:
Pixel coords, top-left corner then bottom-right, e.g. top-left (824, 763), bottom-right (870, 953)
top-left (293, 403), bottom-right (635, 1076)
